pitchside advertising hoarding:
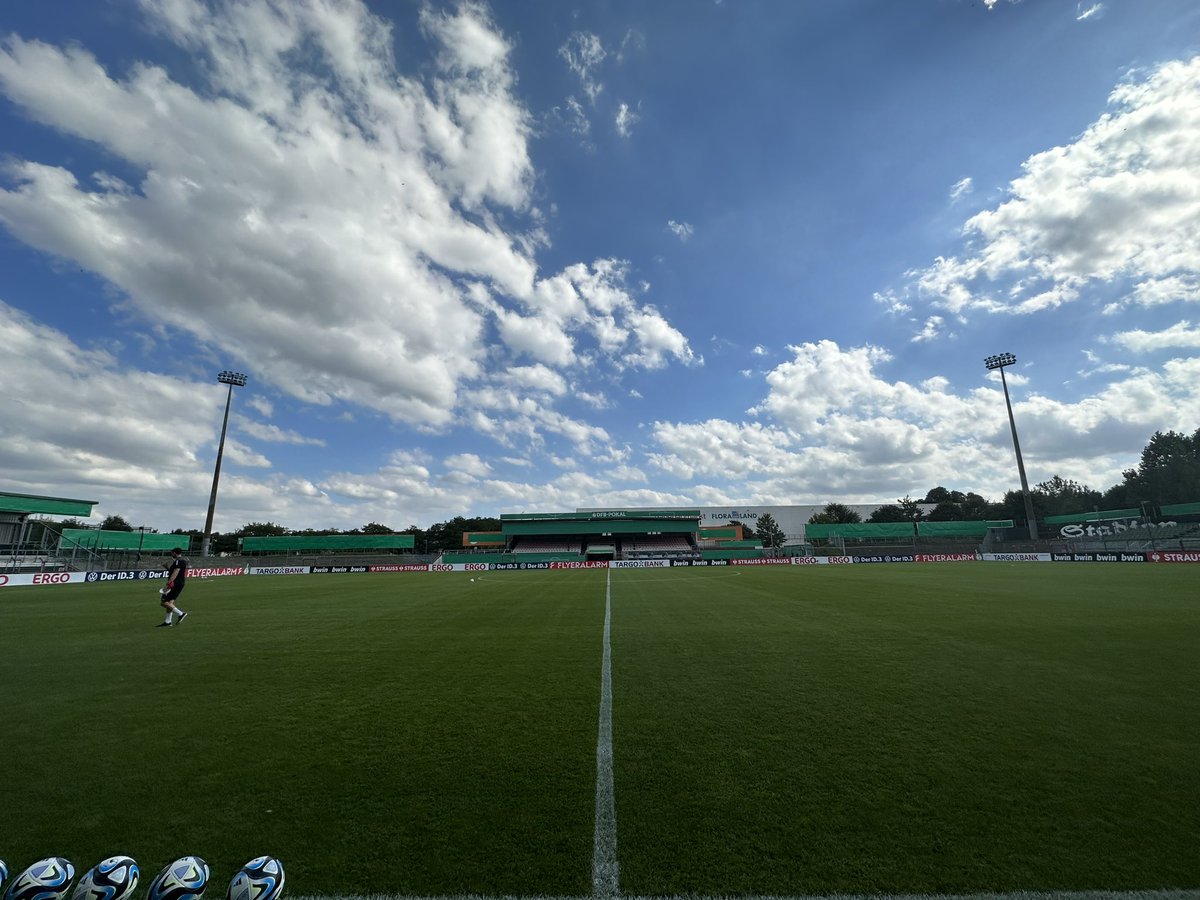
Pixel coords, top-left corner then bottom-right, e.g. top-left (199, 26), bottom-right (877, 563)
top-left (3, 551), bottom-right (1199, 589)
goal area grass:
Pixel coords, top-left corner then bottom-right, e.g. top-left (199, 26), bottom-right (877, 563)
top-left (2, 564), bottom-right (1197, 897)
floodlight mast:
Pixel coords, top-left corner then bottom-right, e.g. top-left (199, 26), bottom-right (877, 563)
top-left (201, 371), bottom-right (248, 557)
top-left (984, 353), bottom-right (1039, 540)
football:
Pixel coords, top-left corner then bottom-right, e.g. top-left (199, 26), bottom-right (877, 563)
top-left (3, 857), bottom-right (75, 900)
top-left (224, 858), bottom-right (284, 900)
top-left (144, 858), bottom-right (208, 900)
top-left (69, 857), bottom-right (139, 900)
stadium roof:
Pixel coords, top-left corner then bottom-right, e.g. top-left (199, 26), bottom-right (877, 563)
top-left (0, 491), bottom-right (98, 517)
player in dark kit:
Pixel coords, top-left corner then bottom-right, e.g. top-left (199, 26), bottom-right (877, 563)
top-left (157, 547), bottom-right (190, 627)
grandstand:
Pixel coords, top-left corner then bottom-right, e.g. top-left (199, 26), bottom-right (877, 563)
top-left (1, 491), bottom-right (98, 572)
top-left (448, 509), bottom-right (767, 563)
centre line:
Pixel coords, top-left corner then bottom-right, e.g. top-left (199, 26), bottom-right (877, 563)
top-left (592, 568), bottom-right (619, 898)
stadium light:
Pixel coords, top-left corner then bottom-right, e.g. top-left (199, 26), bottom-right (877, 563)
top-left (984, 353), bottom-right (1039, 540)
top-left (201, 370), bottom-right (248, 557)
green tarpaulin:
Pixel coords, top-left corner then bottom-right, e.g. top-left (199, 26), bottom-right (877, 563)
top-left (241, 534), bottom-right (415, 552)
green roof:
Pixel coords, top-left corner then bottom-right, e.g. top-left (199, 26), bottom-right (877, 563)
top-left (0, 491), bottom-right (98, 516)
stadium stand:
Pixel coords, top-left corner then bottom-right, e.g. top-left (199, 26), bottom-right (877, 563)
top-left (513, 538), bottom-right (582, 554)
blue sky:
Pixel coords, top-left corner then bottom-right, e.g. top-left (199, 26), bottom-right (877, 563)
top-left (1, 0), bottom-right (1199, 533)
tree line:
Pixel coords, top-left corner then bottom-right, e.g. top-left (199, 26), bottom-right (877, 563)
top-left (807, 428), bottom-right (1200, 525)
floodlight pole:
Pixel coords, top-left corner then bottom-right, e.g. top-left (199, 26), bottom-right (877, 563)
top-left (984, 353), bottom-right (1039, 540)
top-left (201, 371), bottom-right (248, 557)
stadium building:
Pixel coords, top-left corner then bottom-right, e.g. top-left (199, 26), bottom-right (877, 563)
top-left (446, 504), bottom-right (923, 565)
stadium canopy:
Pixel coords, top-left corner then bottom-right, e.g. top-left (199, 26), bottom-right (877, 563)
top-left (0, 491), bottom-right (97, 517)
top-left (0, 491), bottom-right (99, 547)
top-left (500, 509), bottom-right (701, 537)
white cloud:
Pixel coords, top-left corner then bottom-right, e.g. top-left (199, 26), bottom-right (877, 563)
top-left (443, 453), bottom-right (493, 478)
top-left (950, 176), bottom-right (973, 200)
top-left (245, 395), bottom-right (273, 418)
top-left (236, 417), bottom-right (326, 446)
top-left (909, 57), bottom-right (1200, 320)
top-left (1125, 276), bottom-right (1200, 308)
top-left (666, 219), bottom-right (694, 242)
top-left (1112, 321), bottom-right (1200, 352)
top-left (1076, 3), bottom-right (1105, 21)
top-left (559, 31), bottom-right (606, 103)
top-left (615, 101), bottom-right (640, 138)
top-left (0, 0), bottom-right (692, 441)
top-left (752, 345), bottom-right (767, 356)
top-left (911, 315), bottom-right (945, 342)
top-left (645, 339), bottom-right (1200, 501)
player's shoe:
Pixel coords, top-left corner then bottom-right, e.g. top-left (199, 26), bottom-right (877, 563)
top-left (177, 612), bottom-right (189, 624)
top-left (156, 622), bottom-right (172, 627)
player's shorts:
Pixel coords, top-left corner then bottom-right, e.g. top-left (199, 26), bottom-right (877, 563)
top-left (161, 582), bottom-right (185, 602)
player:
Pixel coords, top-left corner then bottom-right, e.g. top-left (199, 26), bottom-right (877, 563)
top-left (156, 547), bottom-right (191, 627)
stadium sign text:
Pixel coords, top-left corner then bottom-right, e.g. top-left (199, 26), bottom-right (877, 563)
top-left (248, 566), bottom-right (311, 575)
top-left (1058, 518), bottom-right (1175, 538)
top-left (983, 553), bottom-right (1050, 562)
top-left (590, 511), bottom-right (627, 519)
top-left (550, 561), bottom-right (609, 568)
top-left (916, 554), bottom-right (976, 563)
top-left (1148, 551), bottom-right (1200, 563)
top-left (731, 557), bottom-right (791, 565)
top-left (611, 560), bottom-right (670, 568)
top-left (0, 572), bottom-right (83, 587)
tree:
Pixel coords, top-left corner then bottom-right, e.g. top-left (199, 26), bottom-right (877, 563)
top-left (755, 513), bottom-right (785, 552)
top-left (922, 486), bottom-right (964, 505)
top-left (1033, 475), bottom-right (1102, 518)
top-left (361, 522), bottom-right (393, 534)
top-left (897, 495), bottom-right (925, 522)
top-left (100, 515), bottom-right (134, 531)
top-left (867, 504), bottom-right (909, 523)
top-left (1118, 429), bottom-right (1200, 505)
top-left (234, 522), bottom-right (288, 537)
top-left (925, 501), bottom-right (966, 521)
top-left (808, 503), bottom-right (861, 525)
top-left (425, 515), bottom-right (502, 552)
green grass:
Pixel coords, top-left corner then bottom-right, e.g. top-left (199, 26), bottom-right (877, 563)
top-left (2, 564), bottom-right (1198, 896)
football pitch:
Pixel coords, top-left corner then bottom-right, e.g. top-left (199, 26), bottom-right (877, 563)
top-left (2, 564), bottom-right (1199, 899)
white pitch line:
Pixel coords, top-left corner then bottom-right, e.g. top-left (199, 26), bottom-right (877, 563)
top-left (592, 568), bottom-right (619, 898)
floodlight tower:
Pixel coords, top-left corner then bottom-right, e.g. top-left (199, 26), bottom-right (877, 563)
top-left (984, 353), bottom-right (1039, 540)
top-left (201, 370), bottom-right (248, 557)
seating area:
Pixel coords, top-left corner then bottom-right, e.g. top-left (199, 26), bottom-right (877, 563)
top-left (623, 535), bottom-right (696, 558)
top-left (1, 553), bottom-right (67, 572)
top-left (513, 538), bottom-right (581, 554)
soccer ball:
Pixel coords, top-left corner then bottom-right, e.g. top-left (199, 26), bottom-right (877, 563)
top-left (3, 858), bottom-right (75, 900)
top-left (69, 857), bottom-right (139, 900)
top-left (469, 578), bottom-right (474, 582)
top-left (145, 858), bottom-right (208, 900)
top-left (225, 858), bottom-right (284, 900)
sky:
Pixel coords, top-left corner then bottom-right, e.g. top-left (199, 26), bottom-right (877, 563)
top-left (1, 0), bottom-right (1199, 534)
